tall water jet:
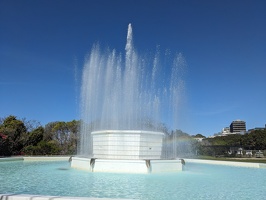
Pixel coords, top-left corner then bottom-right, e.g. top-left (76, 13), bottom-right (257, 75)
top-left (73, 24), bottom-right (186, 172)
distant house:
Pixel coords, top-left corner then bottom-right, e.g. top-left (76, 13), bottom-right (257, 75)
top-left (194, 137), bottom-right (204, 142)
top-left (221, 127), bottom-right (230, 135)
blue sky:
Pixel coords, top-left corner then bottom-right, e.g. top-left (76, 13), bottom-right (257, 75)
top-left (0, 0), bottom-right (265, 136)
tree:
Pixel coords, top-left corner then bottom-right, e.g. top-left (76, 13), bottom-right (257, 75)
top-left (0, 132), bottom-right (11, 156)
top-left (23, 140), bottom-right (61, 155)
top-left (193, 134), bottom-right (206, 138)
top-left (43, 120), bottom-right (80, 155)
top-left (0, 115), bottom-right (27, 155)
top-left (0, 115), bottom-right (80, 156)
top-left (66, 120), bottom-right (79, 154)
top-left (241, 130), bottom-right (266, 150)
top-left (44, 122), bottom-right (57, 141)
top-left (27, 127), bottom-right (44, 146)
top-left (22, 118), bottom-right (41, 132)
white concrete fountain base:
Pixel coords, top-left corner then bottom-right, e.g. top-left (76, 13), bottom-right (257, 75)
top-left (71, 157), bottom-right (183, 173)
top-left (91, 130), bottom-right (165, 160)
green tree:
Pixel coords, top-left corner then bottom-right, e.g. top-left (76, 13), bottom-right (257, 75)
top-left (44, 120), bottom-right (80, 155)
top-left (66, 120), bottom-right (79, 154)
top-left (242, 130), bottom-right (266, 150)
top-left (27, 127), bottom-right (44, 146)
top-left (23, 140), bottom-right (61, 155)
top-left (37, 140), bottom-right (61, 155)
top-left (193, 134), bottom-right (206, 138)
top-left (0, 133), bottom-right (11, 156)
top-left (44, 122), bottom-right (57, 141)
top-left (0, 115), bottom-right (27, 155)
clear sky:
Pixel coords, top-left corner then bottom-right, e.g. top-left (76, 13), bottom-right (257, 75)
top-left (0, 0), bottom-right (265, 136)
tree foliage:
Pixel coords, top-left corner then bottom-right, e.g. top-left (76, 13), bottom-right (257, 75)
top-left (0, 116), bottom-right (27, 155)
top-left (199, 129), bottom-right (266, 156)
top-left (1, 115), bottom-right (265, 158)
top-left (0, 115), bottom-right (80, 156)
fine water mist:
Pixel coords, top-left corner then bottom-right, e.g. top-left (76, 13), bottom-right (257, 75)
top-left (78, 24), bottom-right (186, 157)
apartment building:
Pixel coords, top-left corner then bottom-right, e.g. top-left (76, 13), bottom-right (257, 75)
top-left (230, 120), bottom-right (246, 133)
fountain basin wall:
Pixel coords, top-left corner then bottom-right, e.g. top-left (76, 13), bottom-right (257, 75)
top-left (71, 157), bottom-right (183, 173)
top-left (91, 130), bottom-right (164, 159)
top-left (72, 130), bottom-right (183, 173)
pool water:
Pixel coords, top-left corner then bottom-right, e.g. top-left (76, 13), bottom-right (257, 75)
top-left (0, 160), bottom-right (266, 200)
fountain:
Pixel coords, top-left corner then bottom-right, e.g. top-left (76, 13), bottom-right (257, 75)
top-left (71, 24), bottom-right (186, 173)
top-left (2, 23), bottom-right (266, 200)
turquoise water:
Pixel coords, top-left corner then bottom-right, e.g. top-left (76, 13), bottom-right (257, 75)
top-left (0, 161), bottom-right (266, 199)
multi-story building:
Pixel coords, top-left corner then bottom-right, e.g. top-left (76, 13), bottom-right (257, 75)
top-left (230, 120), bottom-right (246, 133)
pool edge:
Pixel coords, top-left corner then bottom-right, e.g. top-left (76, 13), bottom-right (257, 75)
top-left (0, 157), bottom-right (23, 162)
top-left (0, 194), bottom-right (134, 200)
top-left (186, 158), bottom-right (266, 168)
top-left (0, 156), bottom-right (70, 162)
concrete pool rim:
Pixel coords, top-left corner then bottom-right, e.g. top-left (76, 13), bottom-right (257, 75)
top-left (1, 156), bottom-right (266, 168)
